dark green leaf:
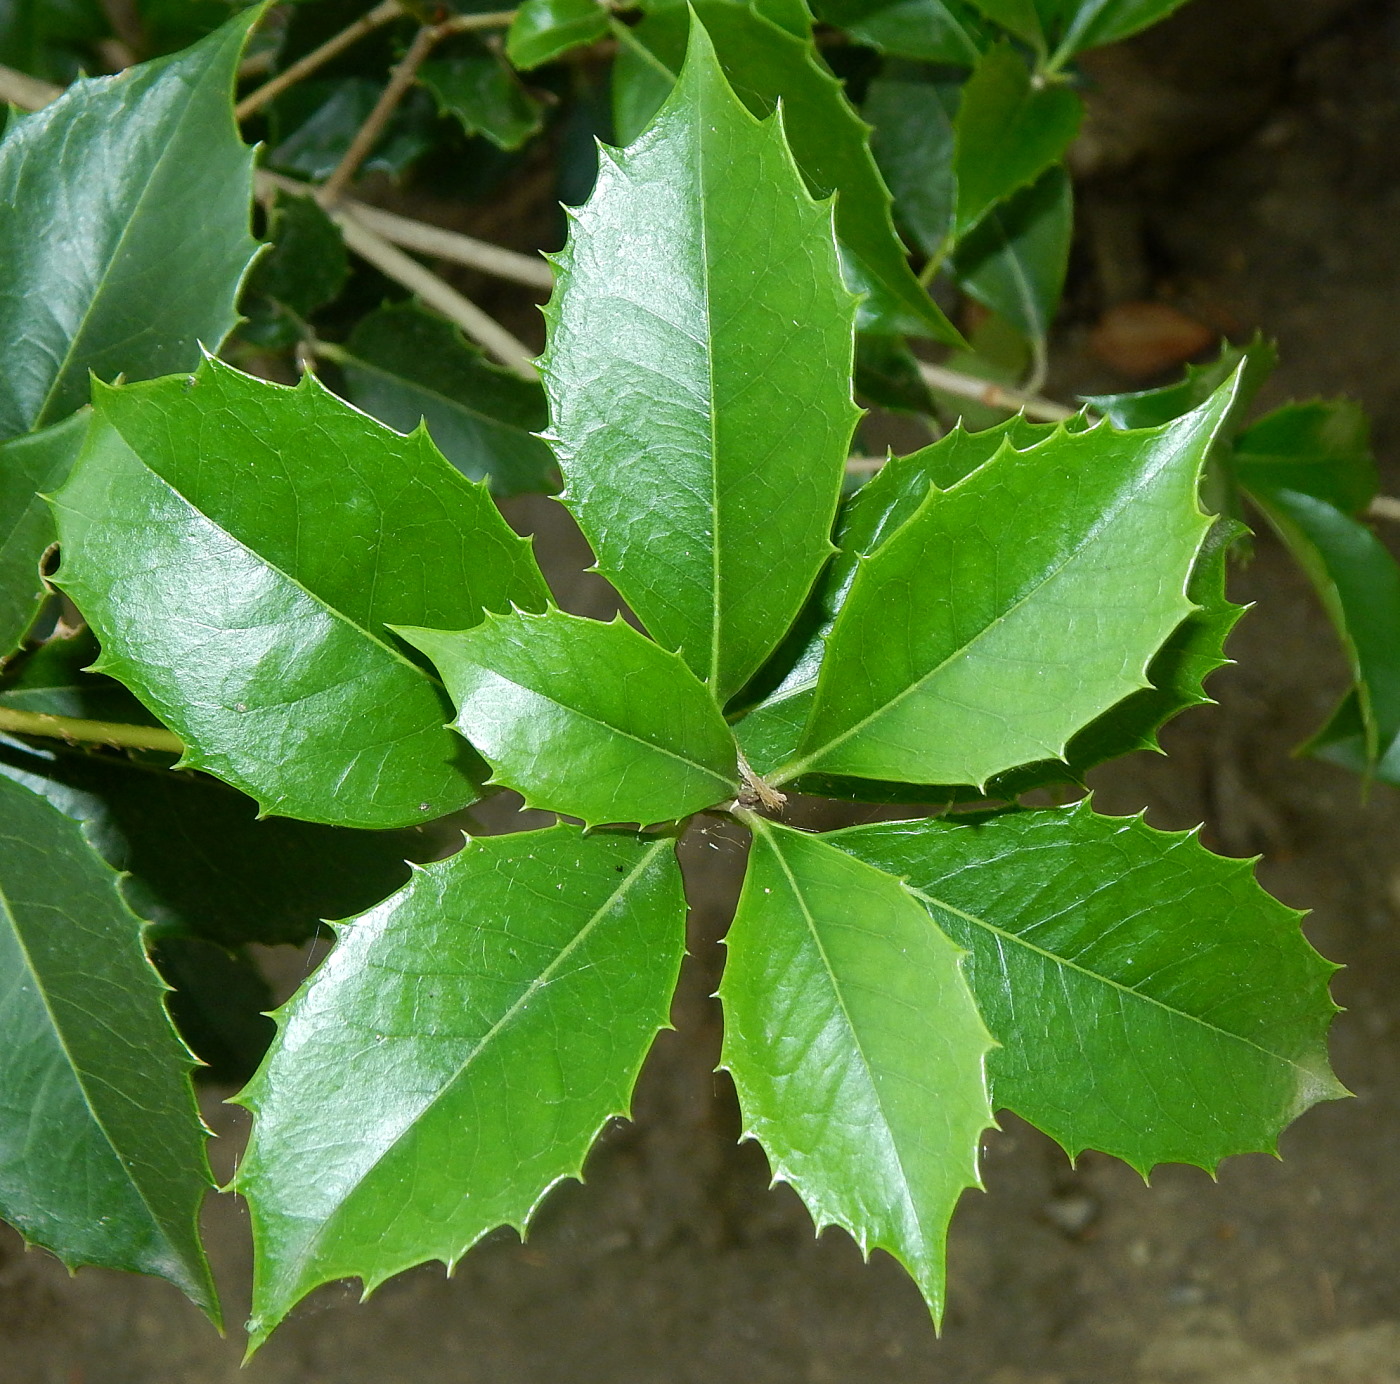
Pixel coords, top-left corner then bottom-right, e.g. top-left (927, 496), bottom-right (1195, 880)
top-left (951, 163), bottom-right (1073, 339)
top-left (1045, 0), bottom-right (1194, 60)
top-left (951, 44), bottom-right (1079, 239)
top-left (811, 0), bottom-right (988, 62)
top-left (0, 628), bottom-right (158, 723)
top-left (0, 771), bottom-right (218, 1317)
top-left (419, 46), bottom-right (545, 151)
top-left (854, 333), bottom-right (937, 415)
top-left (0, 0), bottom-right (106, 83)
top-left (720, 818), bottom-right (994, 1321)
top-left (960, 0), bottom-right (1043, 47)
top-left (542, 24), bottom-right (860, 701)
top-left (50, 358), bottom-right (550, 829)
top-left (402, 610), bottom-right (740, 826)
top-left (1233, 400), bottom-right (1376, 516)
top-left (773, 381), bottom-right (1240, 788)
top-left (611, 2), bottom-right (963, 341)
top-left (0, 7), bottom-right (261, 438)
top-left (866, 65), bottom-right (959, 258)
top-left (506, 0), bottom-right (609, 69)
top-left (246, 189), bottom-right (348, 322)
top-left (269, 79), bottom-right (435, 182)
top-left (236, 824), bottom-right (686, 1349)
top-left (0, 409), bottom-right (87, 655)
top-left (332, 302), bottom-right (556, 497)
top-left (830, 803), bottom-right (1345, 1173)
top-left (0, 731), bottom-right (429, 949)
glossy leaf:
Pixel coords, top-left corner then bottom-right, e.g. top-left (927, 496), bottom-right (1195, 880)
top-left (1247, 485), bottom-right (1400, 769)
top-left (774, 380), bottom-right (1241, 788)
top-left (0, 771), bottom-right (218, 1316)
top-left (50, 358), bottom-right (550, 829)
top-left (811, 0), bottom-right (988, 62)
top-left (506, 0), bottom-right (609, 70)
top-left (1234, 400), bottom-right (1376, 516)
top-left (960, 0), bottom-right (1043, 46)
top-left (419, 47), bottom-right (545, 151)
top-left (1046, 0), bottom-right (1194, 59)
top-left (854, 333), bottom-right (938, 415)
top-left (830, 803), bottom-right (1345, 1173)
top-left (269, 79), bottom-right (437, 183)
top-left (0, 7), bottom-right (260, 439)
top-left (720, 819), bottom-right (994, 1320)
top-left (951, 163), bottom-right (1073, 340)
top-left (0, 409), bottom-right (87, 655)
top-left (332, 302), bottom-right (556, 497)
top-left (402, 610), bottom-right (740, 826)
top-left (236, 825), bottom-right (686, 1349)
top-left (541, 24), bottom-right (860, 701)
top-left (951, 44), bottom-right (1080, 239)
top-left (866, 65), bottom-right (960, 258)
top-left (0, 730), bottom-right (428, 949)
top-left (610, 2), bottom-right (962, 341)
top-left (240, 190), bottom-right (347, 348)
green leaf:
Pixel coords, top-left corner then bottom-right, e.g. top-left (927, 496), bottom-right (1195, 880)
top-left (720, 818), bottom-right (994, 1321)
top-left (950, 165), bottom-right (1072, 340)
top-left (1246, 485), bottom-right (1400, 768)
top-left (774, 380), bottom-right (1242, 788)
top-left (610, 2), bottom-right (962, 342)
top-left (506, 0), bottom-right (610, 69)
top-left (865, 64), bottom-right (960, 258)
top-left (542, 22), bottom-right (860, 702)
top-left (0, 771), bottom-right (218, 1317)
top-left (240, 189), bottom-right (348, 349)
top-left (0, 409), bottom-right (88, 655)
top-left (854, 333), bottom-right (938, 415)
top-left (0, 0), bottom-right (106, 84)
top-left (419, 45), bottom-right (545, 151)
top-left (401, 610), bottom-right (740, 826)
top-left (811, 0), bottom-right (988, 62)
top-left (0, 7), bottom-right (261, 439)
top-left (235, 824), bottom-right (686, 1350)
top-left (50, 357), bottom-right (550, 829)
top-left (960, 0), bottom-right (1044, 47)
top-left (1045, 0), bottom-right (1194, 59)
top-left (1233, 400), bottom-right (1376, 516)
top-left (829, 802), bottom-right (1345, 1173)
top-left (0, 731), bottom-right (429, 949)
top-left (330, 302), bottom-right (556, 498)
top-left (0, 628), bottom-right (159, 723)
top-left (269, 78), bottom-right (436, 182)
top-left (951, 44), bottom-right (1080, 239)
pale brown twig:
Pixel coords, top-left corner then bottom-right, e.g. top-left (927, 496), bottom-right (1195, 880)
top-left (918, 361), bottom-right (1076, 423)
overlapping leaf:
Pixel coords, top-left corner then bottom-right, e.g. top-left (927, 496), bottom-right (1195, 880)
top-left (961, 0), bottom-right (1192, 58)
top-left (811, 0), bottom-right (988, 63)
top-left (330, 303), bottom-right (556, 497)
top-left (0, 6), bottom-right (260, 439)
top-left (402, 610), bottom-right (740, 826)
top-left (541, 24), bottom-right (860, 702)
top-left (830, 803), bottom-right (1345, 1172)
top-left (768, 382), bottom-right (1239, 789)
top-left (1234, 400), bottom-right (1376, 516)
top-left (420, 43), bottom-right (544, 150)
top-left (720, 819), bottom-right (994, 1320)
top-left (50, 358), bottom-right (549, 829)
top-left (236, 825), bottom-right (686, 1349)
top-left (507, 0), bottom-right (609, 69)
top-left (0, 771), bottom-right (218, 1315)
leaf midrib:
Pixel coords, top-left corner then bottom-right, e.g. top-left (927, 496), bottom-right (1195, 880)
top-left (284, 836), bottom-right (672, 1283)
top-left (783, 435), bottom-right (1201, 781)
top-left (900, 870), bottom-right (1320, 1076)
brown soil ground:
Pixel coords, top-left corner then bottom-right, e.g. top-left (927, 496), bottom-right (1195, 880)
top-left (6, 1), bottom-right (1400, 1379)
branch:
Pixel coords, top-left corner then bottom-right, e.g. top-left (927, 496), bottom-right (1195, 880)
top-left (0, 708), bottom-right (183, 755)
top-left (0, 63), bottom-right (60, 108)
top-left (1369, 496), bottom-right (1400, 523)
top-left (234, 0), bottom-right (404, 121)
top-left (918, 361), bottom-right (1077, 423)
top-left (319, 21), bottom-right (442, 205)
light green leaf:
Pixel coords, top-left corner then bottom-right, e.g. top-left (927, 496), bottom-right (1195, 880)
top-left (811, 0), bottom-right (988, 62)
top-left (1233, 400), bottom-right (1376, 516)
top-left (235, 824), bottom-right (686, 1350)
top-left (542, 22), bottom-right (860, 702)
top-left (951, 163), bottom-right (1073, 340)
top-left (506, 0), bottom-right (609, 69)
top-left (401, 610), bottom-right (740, 826)
top-left (775, 379), bottom-right (1241, 788)
top-left (866, 65), bottom-right (960, 258)
top-left (0, 771), bottom-right (218, 1317)
top-left (0, 409), bottom-right (88, 655)
top-left (951, 44), bottom-right (1080, 239)
top-left (329, 302), bottom-right (556, 498)
top-left (610, 2), bottom-right (962, 342)
top-left (960, 0), bottom-right (1043, 46)
top-left (419, 45), bottom-right (545, 151)
top-left (50, 357), bottom-right (550, 829)
top-left (0, 7), bottom-right (261, 439)
top-left (1247, 485), bottom-right (1400, 769)
top-left (720, 818), bottom-right (994, 1321)
top-left (829, 802), bottom-right (1345, 1173)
